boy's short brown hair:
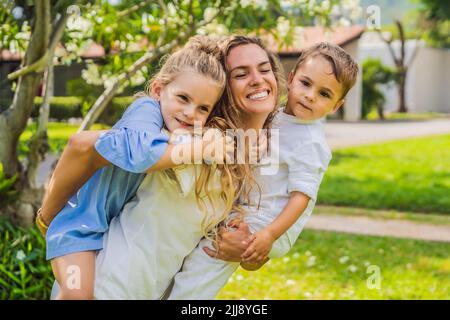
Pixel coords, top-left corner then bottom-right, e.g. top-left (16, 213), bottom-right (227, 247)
top-left (292, 42), bottom-right (359, 99)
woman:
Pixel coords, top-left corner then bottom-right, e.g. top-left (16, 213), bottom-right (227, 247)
top-left (42, 35), bottom-right (284, 299)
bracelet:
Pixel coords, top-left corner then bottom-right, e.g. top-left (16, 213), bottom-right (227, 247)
top-left (36, 208), bottom-right (49, 230)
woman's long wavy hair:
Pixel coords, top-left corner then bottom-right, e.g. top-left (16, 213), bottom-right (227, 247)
top-left (136, 36), bottom-right (251, 240)
top-left (210, 35), bottom-right (286, 215)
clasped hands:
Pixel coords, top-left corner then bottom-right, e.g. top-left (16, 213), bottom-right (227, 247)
top-left (202, 219), bottom-right (274, 268)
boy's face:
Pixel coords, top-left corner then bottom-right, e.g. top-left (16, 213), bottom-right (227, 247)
top-left (285, 56), bottom-right (345, 121)
top-left (152, 71), bottom-right (222, 132)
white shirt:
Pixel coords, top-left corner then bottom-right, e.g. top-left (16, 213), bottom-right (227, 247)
top-left (94, 164), bottom-right (225, 299)
top-left (243, 110), bottom-right (332, 247)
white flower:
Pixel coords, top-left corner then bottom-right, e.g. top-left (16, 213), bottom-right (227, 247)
top-left (293, 252), bottom-right (300, 259)
top-left (253, 0), bottom-right (268, 10)
top-left (283, 257), bottom-right (290, 263)
top-left (286, 279), bottom-right (296, 286)
top-left (306, 255), bottom-right (316, 267)
top-left (348, 265), bottom-right (358, 272)
top-left (304, 291), bottom-right (312, 298)
top-left (240, 0), bottom-right (268, 10)
top-left (16, 250), bottom-right (26, 261)
top-left (130, 70), bottom-right (146, 86)
top-left (236, 275), bottom-right (244, 281)
top-left (321, 0), bottom-right (330, 11)
top-left (167, 3), bottom-right (177, 16)
top-left (339, 256), bottom-right (350, 264)
top-left (277, 17), bottom-right (290, 38)
top-left (67, 16), bottom-right (92, 33)
top-left (240, 0), bottom-right (252, 8)
top-left (204, 7), bottom-right (218, 22)
top-left (82, 63), bottom-right (103, 86)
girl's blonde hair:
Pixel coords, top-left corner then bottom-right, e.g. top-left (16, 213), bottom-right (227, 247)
top-left (137, 36), bottom-right (251, 240)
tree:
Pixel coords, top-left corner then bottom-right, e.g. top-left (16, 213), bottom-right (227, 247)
top-left (0, 0), bottom-right (73, 225)
top-left (416, 0), bottom-right (450, 48)
top-left (0, 0), bottom-right (350, 225)
top-left (361, 58), bottom-right (396, 120)
top-left (377, 19), bottom-right (421, 113)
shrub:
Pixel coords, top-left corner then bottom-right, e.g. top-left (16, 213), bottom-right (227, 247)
top-left (361, 58), bottom-right (397, 120)
top-left (0, 164), bottom-right (18, 208)
top-left (32, 96), bottom-right (83, 120)
top-left (0, 217), bottom-right (53, 299)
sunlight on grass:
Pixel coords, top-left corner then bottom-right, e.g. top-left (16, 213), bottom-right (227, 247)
top-left (19, 122), bottom-right (110, 155)
top-left (217, 230), bottom-right (450, 299)
top-left (318, 135), bottom-right (450, 214)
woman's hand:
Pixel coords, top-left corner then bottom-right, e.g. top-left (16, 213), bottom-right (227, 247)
top-left (241, 229), bottom-right (275, 264)
top-left (203, 220), bottom-right (252, 262)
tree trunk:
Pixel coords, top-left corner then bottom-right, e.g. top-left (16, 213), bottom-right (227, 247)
top-left (397, 69), bottom-right (407, 113)
top-left (26, 64), bottom-right (53, 189)
top-left (0, 0), bottom-right (50, 224)
top-left (377, 104), bottom-right (385, 120)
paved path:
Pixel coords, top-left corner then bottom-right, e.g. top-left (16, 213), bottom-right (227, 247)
top-left (305, 214), bottom-right (450, 243)
top-left (324, 118), bottom-right (450, 149)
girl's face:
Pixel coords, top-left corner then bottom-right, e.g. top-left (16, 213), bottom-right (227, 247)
top-left (153, 71), bottom-right (223, 132)
top-left (226, 44), bottom-right (277, 118)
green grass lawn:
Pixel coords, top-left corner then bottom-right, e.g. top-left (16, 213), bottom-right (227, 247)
top-left (1, 217), bottom-right (448, 300)
top-left (365, 111), bottom-right (449, 121)
top-left (218, 230), bottom-right (450, 299)
top-left (318, 134), bottom-right (450, 214)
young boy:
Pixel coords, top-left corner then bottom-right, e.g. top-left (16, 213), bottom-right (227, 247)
top-left (166, 42), bottom-right (359, 299)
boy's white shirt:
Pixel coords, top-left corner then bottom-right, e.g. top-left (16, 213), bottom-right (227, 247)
top-left (243, 109), bottom-right (332, 250)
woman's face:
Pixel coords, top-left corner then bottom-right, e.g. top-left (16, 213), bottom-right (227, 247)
top-left (226, 43), bottom-right (277, 118)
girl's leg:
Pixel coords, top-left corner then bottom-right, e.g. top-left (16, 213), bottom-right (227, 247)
top-left (50, 251), bottom-right (96, 300)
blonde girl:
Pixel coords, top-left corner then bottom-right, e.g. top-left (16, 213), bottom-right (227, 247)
top-left (40, 36), bottom-right (250, 299)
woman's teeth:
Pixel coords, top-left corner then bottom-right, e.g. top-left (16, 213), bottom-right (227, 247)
top-left (248, 91), bottom-right (268, 100)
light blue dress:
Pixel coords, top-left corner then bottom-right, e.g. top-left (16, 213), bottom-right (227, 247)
top-left (46, 97), bottom-right (169, 260)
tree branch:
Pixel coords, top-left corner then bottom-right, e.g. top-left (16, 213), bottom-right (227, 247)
top-left (156, 0), bottom-right (169, 48)
top-left (117, 0), bottom-right (153, 18)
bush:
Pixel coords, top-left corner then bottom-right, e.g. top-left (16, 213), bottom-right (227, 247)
top-left (0, 164), bottom-right (18, 208)
top-left (32, 96), bottom-right (83, 121)
top-left (0, 217), bottom-right (53, 299)
top-left (361, 58), bottom-right (396, 120)
top-left (30, 96), bottom-right (136, 125)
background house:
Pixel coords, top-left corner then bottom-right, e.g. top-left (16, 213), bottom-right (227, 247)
top-left (265, 25), bottom-right (365, 121)
top-left (358, 32), bottom-right (450, 114)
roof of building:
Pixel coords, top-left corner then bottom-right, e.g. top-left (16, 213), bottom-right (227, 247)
top-left (264, 25), bottom-right (365, 57)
